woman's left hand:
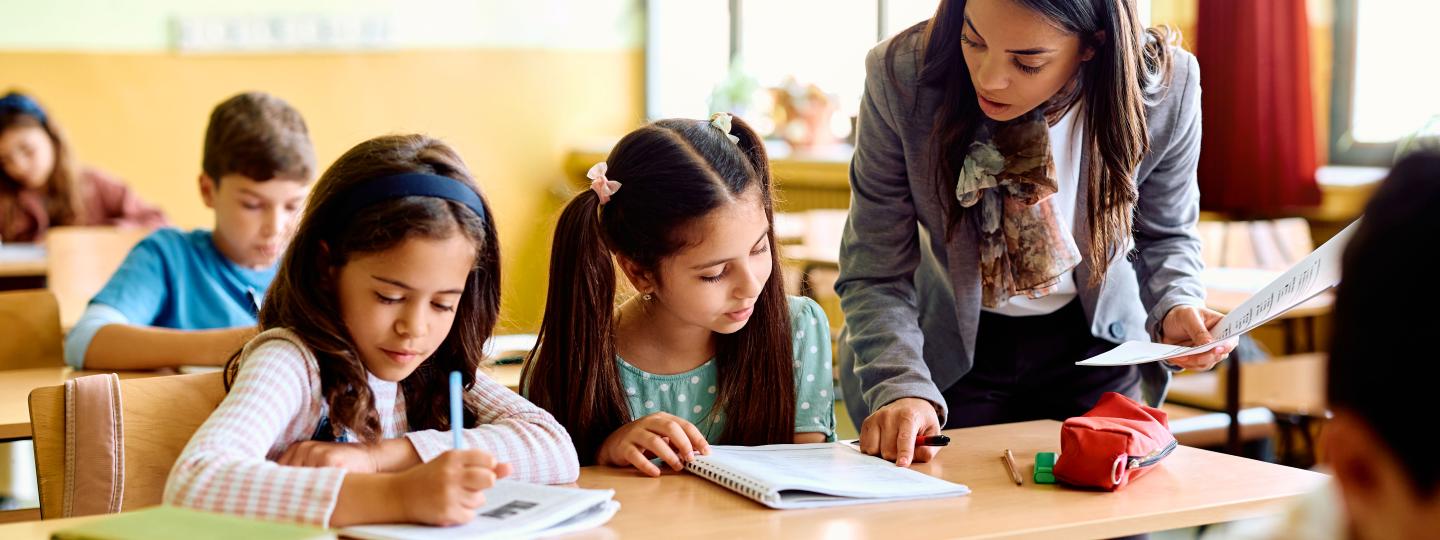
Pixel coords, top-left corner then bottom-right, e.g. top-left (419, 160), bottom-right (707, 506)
top-left (1159, 305), bottom-right (1239, 371)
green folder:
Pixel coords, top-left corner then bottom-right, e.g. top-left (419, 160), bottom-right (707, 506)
top-left (51, 506), bottom-right (334, 540)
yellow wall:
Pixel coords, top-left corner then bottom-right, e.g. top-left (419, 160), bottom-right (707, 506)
top-left (0, 49), bottom-right (644, 332)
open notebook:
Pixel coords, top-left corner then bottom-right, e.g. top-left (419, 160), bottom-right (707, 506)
top-left (341, 481), bottom-right (619, 540)
top-left (686, 443), bottom-right (970, 509)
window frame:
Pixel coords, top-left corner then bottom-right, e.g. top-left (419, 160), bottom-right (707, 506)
top-left (1328, 0), bottom-right (1399, 166)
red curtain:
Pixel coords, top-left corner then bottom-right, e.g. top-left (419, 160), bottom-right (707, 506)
top-left (1195, 0), bottom-right (1321, 215)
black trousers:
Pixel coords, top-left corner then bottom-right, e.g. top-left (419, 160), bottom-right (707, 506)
top-left (942, 300), bottom-right (1141, 429)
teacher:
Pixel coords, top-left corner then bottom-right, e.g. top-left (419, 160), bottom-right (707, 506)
top-left (838, 0), bottom-right (1237, 466)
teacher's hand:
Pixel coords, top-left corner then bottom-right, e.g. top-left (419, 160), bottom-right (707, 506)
top-left (1160, 305), bottom-right (1239, 371)
top-left (859, 397), bottom-right (942, 467)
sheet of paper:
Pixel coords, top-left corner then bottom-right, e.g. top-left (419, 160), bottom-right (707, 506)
top-left (1078, 220), bottom-right (1358, 367)
top-left (342, 481), bottom-right (616, 540)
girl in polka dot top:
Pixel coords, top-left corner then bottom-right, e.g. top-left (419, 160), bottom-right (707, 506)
top-left (522, 114), bottom-right (836, 476)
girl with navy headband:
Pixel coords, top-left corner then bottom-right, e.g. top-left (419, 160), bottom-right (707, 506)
top-left (165, 134), bottom-right (578, 528)
top-left (0, 91), bottom-right (167, 242)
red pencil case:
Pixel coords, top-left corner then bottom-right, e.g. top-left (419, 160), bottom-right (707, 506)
top-left (1053, 392), bottom-right (1178, 491)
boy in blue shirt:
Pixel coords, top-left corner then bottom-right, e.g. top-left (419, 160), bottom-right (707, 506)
top-left (65, 92), bottom-right (314, 369)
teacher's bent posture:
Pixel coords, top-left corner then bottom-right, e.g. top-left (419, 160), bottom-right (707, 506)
top-left (839, 0), bottom-right (1238, 466)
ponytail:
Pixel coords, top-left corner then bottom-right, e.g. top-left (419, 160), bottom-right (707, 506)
top-left (726, 116), bottom-right (774, 199)
top-left (521, 191), bottom-right (630, 463)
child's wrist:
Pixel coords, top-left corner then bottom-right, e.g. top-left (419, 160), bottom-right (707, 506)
top-left (383, 473), bottom-right (411, 522)
top-left (369, 438), bottom-right (422, 472)
top-left (376, 473), bottom-right (412, 524)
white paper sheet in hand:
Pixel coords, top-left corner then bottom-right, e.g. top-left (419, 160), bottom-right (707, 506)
top-left (1078, 220), bottom-right (1358, 367)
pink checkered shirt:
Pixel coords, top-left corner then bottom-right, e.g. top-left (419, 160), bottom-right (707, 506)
top-left (163, 328), bottom-right (579, 527)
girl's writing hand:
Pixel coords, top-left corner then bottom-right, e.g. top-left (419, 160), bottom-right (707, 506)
top-left (395, 449), bottom-right (511, 526)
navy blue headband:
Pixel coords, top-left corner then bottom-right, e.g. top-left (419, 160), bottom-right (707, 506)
top-left (332, 173), bottom-right (486, 224)
top-left (0, 93), bottom-right (47, 125)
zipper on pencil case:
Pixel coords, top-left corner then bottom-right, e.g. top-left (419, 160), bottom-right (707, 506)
top-left (1127, 439), bottom-right (1178, 470)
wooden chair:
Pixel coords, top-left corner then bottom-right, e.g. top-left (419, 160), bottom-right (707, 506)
top-left (0, 289), bottom-right (64, 369)
top-left (1196, 218), bottom-right (1332, 456)
top-left (1197, 218), bottom-right (1314, 270)
top-left (44, 226), bottom-right (149, 330)
top-left (29, 372), bottom-right (226, 519)
top-left (781, 209), bottom-right (848, 339)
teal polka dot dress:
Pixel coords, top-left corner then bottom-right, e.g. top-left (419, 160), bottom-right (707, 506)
top-left (617, 296), bottom-right (836, 441)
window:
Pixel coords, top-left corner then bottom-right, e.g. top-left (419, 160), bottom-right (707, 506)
top-left (1330, 0), bottom-right (1440, 165)
top-left (645, 0), bottom-right (939, 151)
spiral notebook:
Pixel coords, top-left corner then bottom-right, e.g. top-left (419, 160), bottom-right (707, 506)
top-left (685, 443), bottom-right (970, 509)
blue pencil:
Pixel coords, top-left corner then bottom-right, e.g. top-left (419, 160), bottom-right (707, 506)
top-left (449, 371), bottom-right (464, 450)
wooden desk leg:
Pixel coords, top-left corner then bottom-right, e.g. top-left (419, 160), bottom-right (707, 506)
top-left (1276, 415), bottom-right (1298, 466)
top-left (1298, 415), bottom-right (1318, 469)
top-left (1283, 319), bottom-right (1298, 355)
top-left (1225, 356), bottom-right (1242, 456)
top-left (1304, 316), bottom-right (1317, 353)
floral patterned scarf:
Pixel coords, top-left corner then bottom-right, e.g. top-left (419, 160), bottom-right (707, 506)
top-left (956, 107), bottom-right (1081, 308)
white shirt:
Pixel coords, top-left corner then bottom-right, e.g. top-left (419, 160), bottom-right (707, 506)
top-left (982, 105), bottom-right (1084, 317)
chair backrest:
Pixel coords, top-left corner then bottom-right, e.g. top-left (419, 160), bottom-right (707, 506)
top-left (30, 371), bottom-right (227, 519)
top-left (44, 226), bottom-right (149, 330)
top-left (1198, 218), bottom-right (1315, 270)
top-left (0, 289), bottom-right (64, 369)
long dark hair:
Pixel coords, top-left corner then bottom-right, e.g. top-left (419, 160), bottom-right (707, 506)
top-left (0, 92), bottom-right (84, 240)
top-left (522, 115), bottom-right (794, 462)
top-left (225, 134), bottom-right (501, 442)
top-left (889, 0), bottom-right (1175, 282)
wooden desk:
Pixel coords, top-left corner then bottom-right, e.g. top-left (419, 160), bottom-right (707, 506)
top-left (1168, 355), bottom-right (1328, 466)
top-left (0, 368), bottom-right (161, 442)
top-left (1242, 356), bottom-right (1327, 417)
top-left (0, 513), bottom-right (104, 535)
top-left (575, 420), bottom-right (1325, 539)
top-left (0, 420), bottom-right (1326, 539)
top-left (483, 362), bottom-right (522, 392)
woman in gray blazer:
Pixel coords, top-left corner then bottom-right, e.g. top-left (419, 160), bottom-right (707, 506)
top-left (840, 0), bottom-right (1237, 466)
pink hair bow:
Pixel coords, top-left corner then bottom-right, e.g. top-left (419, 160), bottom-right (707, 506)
top-left (587, 162), bottom-right (622, 204)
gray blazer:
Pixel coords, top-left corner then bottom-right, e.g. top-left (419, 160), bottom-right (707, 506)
top-left (837, 32), bottom-right (1206, 426)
